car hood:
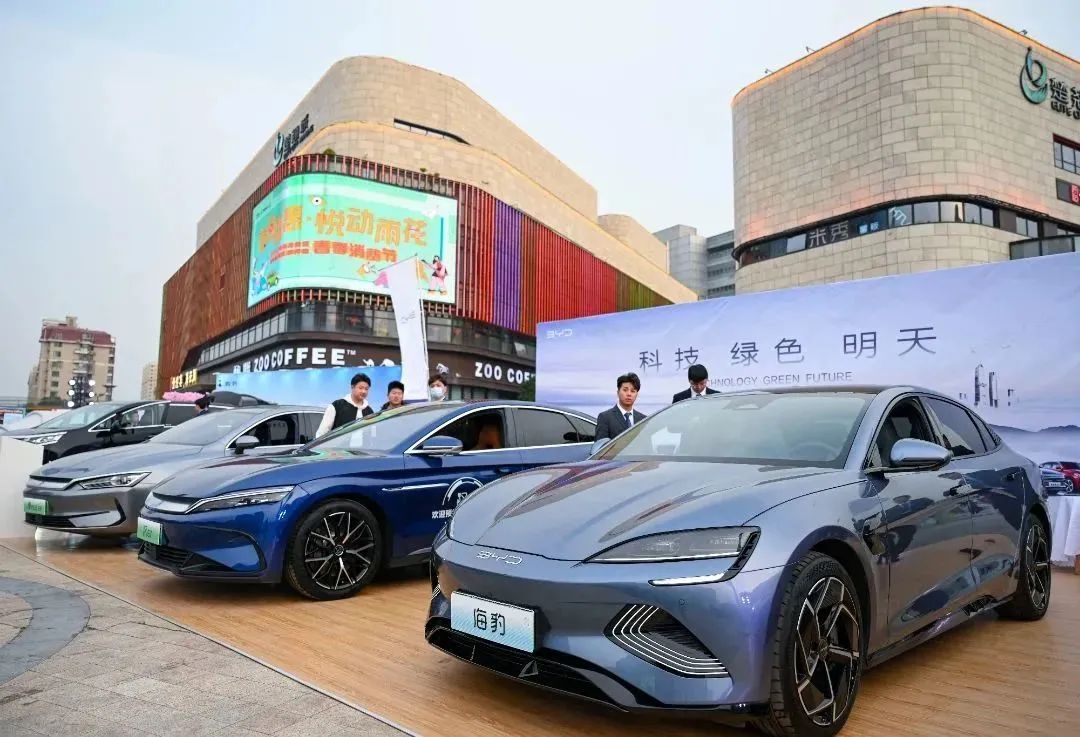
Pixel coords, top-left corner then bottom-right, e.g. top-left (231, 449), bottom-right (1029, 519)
top-left (450, 459), bottom-right (860, 561)
top-left (32, 443), bottom-right (205, 481)
top-left (149, 448), bottom-right (399, 501)
top-left (4, 427), bottom-right (73, 439)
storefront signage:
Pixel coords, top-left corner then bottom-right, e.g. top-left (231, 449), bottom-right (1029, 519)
top-left (169, 369), bottom-right (199, 390)
top-left (273, 114), bottom-right (314, 166)
top-left (1056, 178), bottom-right (1080, 207)
top-left (232, 345), bottom-right (365, 373)
top-left (474, 361), bottom-right (532, 385)
top-left (1020, 47), bottom-right (1080, 120)
top-left (248, 172), bottom-right (458, 308)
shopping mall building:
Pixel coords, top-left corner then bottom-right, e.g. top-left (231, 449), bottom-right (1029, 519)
top-left (158, 58), bottom-right (694, 398)
top-left (732, 6), bottom-right (1080, 294)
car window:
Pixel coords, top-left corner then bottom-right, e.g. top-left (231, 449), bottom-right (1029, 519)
top-left (924, 398), bottom-right (986, 457)
top-left (300, 413), bottom-right (321, 444)
top-left (598, 393), bottom-right (871, 467)
top-left (440, 410), bottom-right (507, 451)
top-left (567, 414), bottom-right (596, 443)
top-left (968, 411), bottom-right (998, 451)
top-left (873, 398), bottom-right (935, 466)
top-left (514, 408), bottom-right (580, 447)
top-left (165, 404), bottom-right (198, 425)
top-left (246, 414), bottom-right (301, 447)
top-left (309, 403), bottom-right (461, 454)
top-left (119, 404), bottom-right (165, 428)
top-left (1061, 462), bottom-right (1079, 470)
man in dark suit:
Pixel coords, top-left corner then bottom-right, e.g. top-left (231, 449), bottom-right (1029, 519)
top-left (672, 364), bottom-right (719, 404)
top-left (595, 372), bottom-right (647, 440)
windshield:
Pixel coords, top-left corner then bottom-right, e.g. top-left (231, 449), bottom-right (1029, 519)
top-left (306, 403), bottom-right (459, 454)
top-left (149, 409), bottom-right (261, 446)
top-left (597, 392), bottom-right (872, 467)
top-left (35, 403), bottom-right (127, 430)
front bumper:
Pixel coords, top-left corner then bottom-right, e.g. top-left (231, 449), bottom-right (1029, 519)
top-left (22, 483), bottom-right (151, 536)
top-left (136, 505), bottom-right (282, 583)
top-left (426, 537), bottom-right (784, 714)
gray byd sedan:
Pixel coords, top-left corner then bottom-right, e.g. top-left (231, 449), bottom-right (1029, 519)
top-left (23, 406), bottom-right (323, 537)
top-left (427, 386), bottom-right (1052, 736)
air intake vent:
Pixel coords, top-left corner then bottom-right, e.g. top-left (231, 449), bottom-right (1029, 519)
top-left (606, 605), bottom-right (727, 677)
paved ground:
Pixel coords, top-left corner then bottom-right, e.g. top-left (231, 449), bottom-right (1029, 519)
top-left (0, 544), bottom-right (406, 737)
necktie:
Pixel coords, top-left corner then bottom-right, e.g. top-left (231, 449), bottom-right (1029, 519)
top-left (623, 412), bottom-right (632, 428)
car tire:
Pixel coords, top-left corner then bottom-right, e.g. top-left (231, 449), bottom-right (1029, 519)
top-left (754, 552), bottom-right (864, 737)
top-left (998, 512), bottom-right (1051, 621)
top-left (284, 499), bottom-right (382, 601)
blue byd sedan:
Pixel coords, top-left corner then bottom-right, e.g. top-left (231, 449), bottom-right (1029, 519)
top-left (136, 401), bottom-right (596, 600)
top-left (427, 387), bottom-right (1052, 736)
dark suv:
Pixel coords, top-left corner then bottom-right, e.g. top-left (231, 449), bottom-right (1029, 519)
top-left (4, 400), bottom-right (220, 463)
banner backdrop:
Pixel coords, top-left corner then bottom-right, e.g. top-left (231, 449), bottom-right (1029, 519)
top-left (384, 257), bottom-right (431, 402)
top-left (537, 253), bottom-right (1080, 464)
top-left (216, 366), bottom-right (402, 408)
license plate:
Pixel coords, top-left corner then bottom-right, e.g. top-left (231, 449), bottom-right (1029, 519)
top-left (451, 592), bottom-right (535, 652)
top-left (136, 518), bottom-right (163, 546)
top-left (23, 497), bottom-right (48, 515)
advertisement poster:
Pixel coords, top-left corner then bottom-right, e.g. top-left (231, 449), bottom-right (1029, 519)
top-left (217, 365), bottom-right (402, 408)
top-left (248, 173), bottom-right (458, 307)
top-left (537, 252), bottom-right (1080, 465)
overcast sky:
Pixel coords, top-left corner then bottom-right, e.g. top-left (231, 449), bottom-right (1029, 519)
top-left (1, 0), bottom-right (1077, 399)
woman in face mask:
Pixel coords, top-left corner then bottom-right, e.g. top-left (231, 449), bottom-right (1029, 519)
top-left (427, 373), bottom-right (450, 402)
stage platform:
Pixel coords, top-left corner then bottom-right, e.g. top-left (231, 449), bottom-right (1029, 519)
top-left (4, 533), bottom-right (1078, 737)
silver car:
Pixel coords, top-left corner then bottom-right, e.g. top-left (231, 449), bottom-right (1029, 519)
top-left (22, 405), bottom-right (323, 537)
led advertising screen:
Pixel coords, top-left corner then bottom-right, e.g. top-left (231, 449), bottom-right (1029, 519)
top-left (248, 173), bottom-right (458, 307)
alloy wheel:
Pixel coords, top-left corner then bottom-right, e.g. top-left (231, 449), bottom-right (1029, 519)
top-left (302, 510), bottom-right (376, 591)
top-left (1024, 522), bottom-right (1051, 611)
top-left (793, 576), bottom-right (861, 727)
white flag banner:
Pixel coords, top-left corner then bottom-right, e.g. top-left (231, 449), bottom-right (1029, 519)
top-left (384, 257), bottom-right (430, 401)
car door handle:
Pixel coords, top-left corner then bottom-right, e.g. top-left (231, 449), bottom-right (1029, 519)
top-left (497, 467), bottom-right (514, 474)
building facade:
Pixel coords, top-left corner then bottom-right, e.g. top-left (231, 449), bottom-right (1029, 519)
top-left (141, 362), bottom-right (158, 400)
top-left (732, 7), bottom-right (1080, 294)
top-left (159, 57), bottom-right (695, 399)
top-left (27, 316), bottom-right (115, 405)
top-left (653, 226), bottom-right (736, 299)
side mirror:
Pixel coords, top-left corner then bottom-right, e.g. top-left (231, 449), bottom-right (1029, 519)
top-left (414, 435), bottom-right (463, 456)
top-left (590, 437), bottom-right (613, 456)
top-left (889, 438), bottom-right (953, 471)
top-left (233, 435), bottom-right (261, 454)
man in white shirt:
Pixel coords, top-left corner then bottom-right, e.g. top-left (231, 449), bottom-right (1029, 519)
top-left (316, 373), bottom-right (374, 437)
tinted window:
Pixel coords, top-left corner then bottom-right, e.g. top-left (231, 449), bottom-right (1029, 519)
top-left (310, 404), bottom-right (459, 454)
top-left (248, 414), bottom-right (301, 446)
top-left (118, 404), bottom-right (165, 428)
top-left (37, 403), bottom-right (126, 430)
top-left (874, 399), bottom-right (934, 466)
top-left (913, 202), bottom-right (940, 224)
top-left (150, 410), bottom-right (261, 446)
top-left (888, 204), bottom-right (912, 228)
top-left (441, 410), bottom-right (506, 451)
top-left (597, 393), bottom-right (870, 467)
top-left (924, 398), bottom-right (986, 457)
top-left (165, 404), bottom-right (198, 425)
top-left (299, 413), bottom-right (321, 444)
top-left (514, 409), bottom-right (578, 447)
top-left (968, 412), bottom-right (999, 451)
top-left (567, 415), bottom-right (597, 443)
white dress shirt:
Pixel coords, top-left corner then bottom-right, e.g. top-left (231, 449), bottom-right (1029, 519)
top-left (316, 396), bottom-right (369, 438)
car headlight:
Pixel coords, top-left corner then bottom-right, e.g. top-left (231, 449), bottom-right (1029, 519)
top-left (587, 527), bottom-right (759, 563)
top-left (187, 486), bottom-right (294, 513)
top-left (27, 433), bottom-right (65, 446)
top-left (77, 473), bottom-right (149, 490)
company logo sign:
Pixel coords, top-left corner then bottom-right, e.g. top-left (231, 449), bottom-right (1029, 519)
top-left (476, 550), bottom-right (523, 565)
top-left (546, 328), bottom-right (573, 340)
top-left (1020, 47), bottom-right (1080, 120)
top-left (432, 477), bottom-right (485, 520)
top-left (232, 345), bottom-right (360, 373)
top-left (273, 114), bottom-right (314, 166)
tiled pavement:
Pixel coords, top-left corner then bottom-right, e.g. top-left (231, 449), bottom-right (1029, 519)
top-left (0, 544), bottom-right (406, 737)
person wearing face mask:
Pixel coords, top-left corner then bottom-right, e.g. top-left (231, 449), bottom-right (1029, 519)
top-left (316, 373), bottom-right (375, 437)
top-left (427, 373), bottom-right (450, 402)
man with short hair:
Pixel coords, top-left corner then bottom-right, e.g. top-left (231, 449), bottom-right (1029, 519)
top-left (381, 381), bottom-right (406, 412)
top-left (316, 373), bottom-right (375, 437)
top-left (194, 394), bottom-right (215, 415)
top-left (595, 372), bottom-right (647, 440)
top-left (672, 364), bottom-right (719, 403)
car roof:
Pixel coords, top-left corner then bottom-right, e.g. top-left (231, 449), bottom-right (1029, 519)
top-left (429, 400), bottom-right (595, 415)
top-left (703, 384), bottom-right (944, 398)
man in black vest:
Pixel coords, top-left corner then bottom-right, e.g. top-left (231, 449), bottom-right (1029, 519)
top-left (672, 364), bottom-right (719, 403)
top-left (316, 373), bottom-right (375, 437)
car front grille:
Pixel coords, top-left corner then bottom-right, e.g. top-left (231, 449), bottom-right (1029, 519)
top-left (24, 513), bottom-right (75, 528)
top-left (606, 605), bottom-right (728, 678)
top-left (426, 624), bottom-right (627, 707)
top-left (140, 543), bottom-right (230, 573)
